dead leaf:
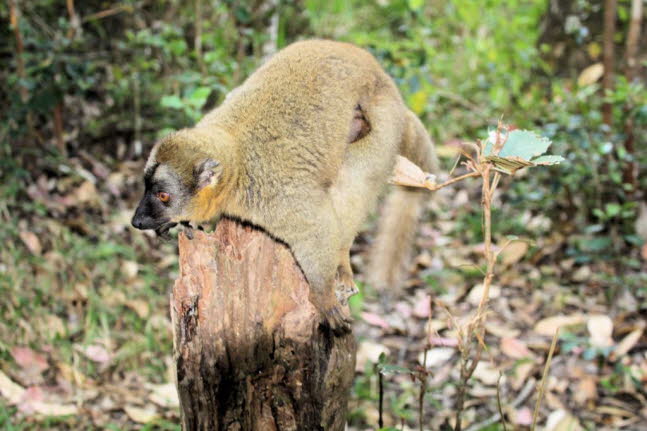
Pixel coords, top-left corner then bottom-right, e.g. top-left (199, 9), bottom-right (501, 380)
top-left (467, 283), bottom-right (501, 305)
top-left (472, 361), bottom-right (500, 385)
top-left (500, 337), bottom-right (533, 359)
top-left (573, 377), bottom-right (597, 405)
top-left (18, 386), bottom-right (78, 416)
top-left (500, 240), bottom-right (528, 265)
top-left (596, 405), bottom-right (637, 418)
top-left (485, 322), bottom-right (520, 338)
top-left (57, 362), bottom-right (88, 387)
top-left (75, 181), bottom-right (98, 205)
top-left (11, 347), bottom-right (49, 374)
top-left (428, 336), bottom-right (458, 347)
top-left (572, 265), bottom-right (592, 282)
top-left (414, 251), bottom-right (433, 267)
top-left (356, 341), bottom-right (390, 372)
top-left (0, 370), bottom-right (25, 404)
top-left (545, 409), bottom-right (583, 431)
top-left (394, 302), bottom-right (412, 319)
top-left (124, 405), bottom-right (158, 423)
top-left (22, 400), bottom-right (78, 416)
top-left (122, 261), bottom-right (139, 279)
top-left (513, 406), bottom-right (533, 426)
top-left (36, 314), bottom-right (66, 339)
top-left (587, 315), bottom-right (613, 348)
top-left (147, 383), bottom-right (179, 408)
top-left (361, 312), bottom-right (390, 329)
top-left (534, 314), bottom-right (586, 336)
top-left (390, 155), bottom-right (436, 189)
top-left (412, 296), bottom-right (431, 319)
top-left (420, 348), bottom-right (455, 368)
top-left (510, 362), bottom-right (534, 390)
top-left (611, 325), bottom-right (644, 359)
top-left (19, 231), bottom-right (42, 255)
top-left (577, 63), bottom-right (604, 86)
top-left (76, 344), bottom-right (111, 363)
top-left (126, 299), bottom-right (150, 318)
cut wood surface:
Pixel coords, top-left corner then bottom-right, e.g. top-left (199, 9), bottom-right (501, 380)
top-left (170, 218), bottom-right (356, 431)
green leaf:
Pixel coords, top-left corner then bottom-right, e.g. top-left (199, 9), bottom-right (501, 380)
top-left (605, 203), bottom-right (621, 217)
top-left (485, 130), bottom-right (551, 160)
top-left (160, 95), bottom-right (184, 109)
top-left (168, 39), bottom-right (188, 56)
top-left (187, 87), bottom-right (211, 107)
top-left (532, 155), bottom-right (565, 165)
top-left (408, 0), bottom-right (424, 10)
top-left (408, 90), bottom-right (428, 115)
top-left (484, 129), bottom-right (563, 174)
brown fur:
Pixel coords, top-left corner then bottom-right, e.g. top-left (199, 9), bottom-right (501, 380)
top-left (137, 40), bottom-right (437, 333)
top-left (367, 111), bottom-right (439, 293)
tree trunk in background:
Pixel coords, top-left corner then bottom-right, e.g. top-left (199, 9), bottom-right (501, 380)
top-left (538, 0), bottom-right (603, 75)
top-left (538, 0), bottom-right (647, 77)
top-left (170, 218), bottom-right (356, 431)
top-left (622, 0), bottom-right (643, 193)
top-left (602, 0), bottom-right (617, 128)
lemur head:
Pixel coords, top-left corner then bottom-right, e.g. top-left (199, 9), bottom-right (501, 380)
top-left (131, 130), bottom-right (226, 236)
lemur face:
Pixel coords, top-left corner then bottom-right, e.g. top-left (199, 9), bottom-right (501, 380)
top-left (131, 163), bottom-right (188, 236)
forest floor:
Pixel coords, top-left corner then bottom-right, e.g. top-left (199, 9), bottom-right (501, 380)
top-left (0, 148), bottom-right (646, 430)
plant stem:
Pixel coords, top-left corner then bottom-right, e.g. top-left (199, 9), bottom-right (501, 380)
top-left (419, 349), bottom-right (428, 431)
top-left (427, 171), bottom-right (480, 191)
top-left (531, 328), bottom-right (560, 430)
top-left (477, 164), bottom-right (494, 317)
top-left (378, 367), bottom-right (384, 429)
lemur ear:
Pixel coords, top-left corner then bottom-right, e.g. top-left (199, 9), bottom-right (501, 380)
top-left (194, 158), bottom-right (222, 190)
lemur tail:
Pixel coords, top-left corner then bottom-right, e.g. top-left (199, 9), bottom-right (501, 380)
top-left (367, 110), bottom-right (439, 291)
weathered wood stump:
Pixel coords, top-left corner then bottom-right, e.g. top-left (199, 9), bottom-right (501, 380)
top-left (170, 218), bottom-right (356, 430)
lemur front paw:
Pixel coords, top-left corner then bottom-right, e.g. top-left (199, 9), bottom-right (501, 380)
top-left (180, 221), bottom-right (195, 240)
top-left (336, 267), bottom-right (358, 305)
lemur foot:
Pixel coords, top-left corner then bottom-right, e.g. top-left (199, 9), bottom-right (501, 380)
top-left (322, 303), bottom-right (353, 336)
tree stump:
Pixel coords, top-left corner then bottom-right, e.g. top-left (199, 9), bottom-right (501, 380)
top-left (170, 218), bottom-right (356, 431)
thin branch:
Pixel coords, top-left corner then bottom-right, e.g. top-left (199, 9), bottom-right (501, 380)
top-left (9, 0), bottom-right (28, 103)
top-left (464, 378), bottom-right (536, 431)
top-left (429, 171), bottom-right (481, 191)
top-left (53, 103), bottom-right (65, 154)
top-left (82, 5), bottom-right (132, 22)
top-left (531, 328), bottom-right (560, 430)
top-left (378, 368), bottom-right (384, 429)
top-left (476, 164), bottom-right (494, 318)
top-left (66, 0), bottom-right (79, 39)
top-left (490, 172), bottom-right (501, 199)
top-left (419, 349), bottom-right (428, 431)
top-left (495, 373), bottom-right (509, 431)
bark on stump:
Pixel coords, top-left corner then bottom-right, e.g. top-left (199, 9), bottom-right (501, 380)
top-left (170, 218), bottom-right (356, 431)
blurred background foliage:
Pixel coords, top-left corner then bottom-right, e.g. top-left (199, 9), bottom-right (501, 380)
top-left (1, 0), bottom-right (646, 429)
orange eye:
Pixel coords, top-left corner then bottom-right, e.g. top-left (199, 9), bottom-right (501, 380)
top-left (157, 192), bottom-right (170, 203)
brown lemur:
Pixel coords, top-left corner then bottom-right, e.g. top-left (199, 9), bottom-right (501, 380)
top-left (131, 40), bottom-right (439, 334)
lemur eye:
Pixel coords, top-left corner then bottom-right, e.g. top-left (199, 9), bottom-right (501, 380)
top-left (157, 192), bottom-right (170, 203)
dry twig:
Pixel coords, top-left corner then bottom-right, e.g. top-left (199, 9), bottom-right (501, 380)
top-left (531, 328), bottom-right (560, 430)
